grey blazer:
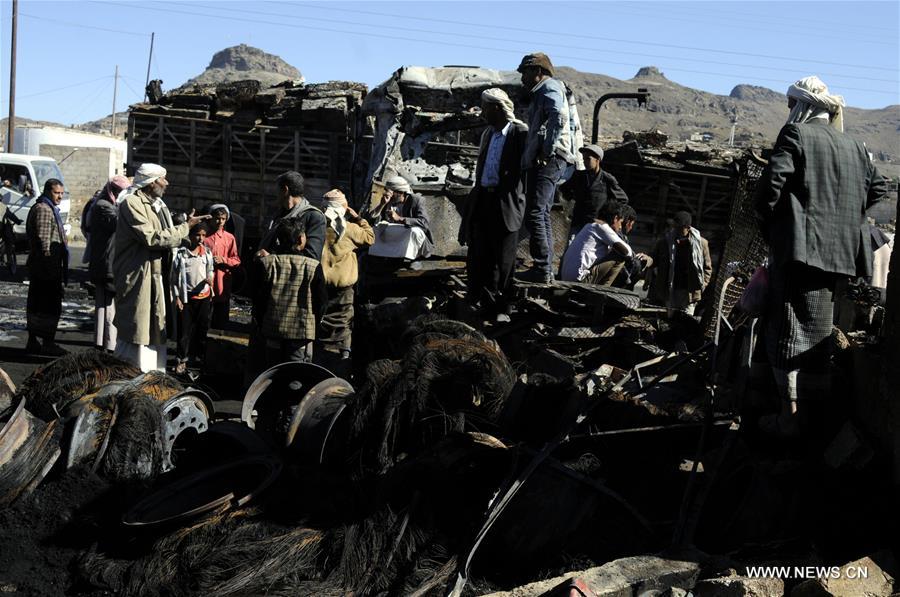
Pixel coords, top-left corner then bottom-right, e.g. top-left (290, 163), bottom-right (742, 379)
top-left (755, 120), bottom-right (888, 278)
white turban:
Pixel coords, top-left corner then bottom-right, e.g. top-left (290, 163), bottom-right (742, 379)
top-left (323, 189), bottom-right (347, 241)
top-left (384, 176), bottom-right (412, 194)
top-left (131, 163), bottom-right (167, 189)
top-left (481, 88), bottom-right (518, 123)
top-left (786, 76), bottom-right (845, 132)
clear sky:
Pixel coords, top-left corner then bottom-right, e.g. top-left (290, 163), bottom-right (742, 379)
top-left (1, 0), bottom-right (898, 125)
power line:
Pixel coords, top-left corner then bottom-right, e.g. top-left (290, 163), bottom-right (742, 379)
top-left (65, 77), bottom-right (116, 124)
top-left (17, 75), bottom-right (113, 99)
top-left (167, 1), bottom-right (896, 84)
top-left (91, 1), bottom-right (896, 97)
top-left (19, 13), bottom-right (149, 37)
top-left (570, 3), bottom-right (897, 44)
top-left (284, 0), bottom-right (896, 73)
top-left (620, 1), bottom-right (898, 33)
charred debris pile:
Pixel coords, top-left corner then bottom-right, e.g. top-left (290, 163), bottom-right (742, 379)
top-left (135, 77), bottom-right (368, 132)
top-left (2, 262), bottom-right (898, 596)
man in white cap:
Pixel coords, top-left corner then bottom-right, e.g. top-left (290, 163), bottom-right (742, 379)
top-left (113, 163), bottom-right (209, 372)
top-left (563, 144), bottom-right (629, 242)
top-left (368, 175), bottom-right (433, 260)
top-left (755, 76), bottom-right (888, 438)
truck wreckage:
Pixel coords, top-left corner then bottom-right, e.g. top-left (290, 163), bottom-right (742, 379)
top-left (0, 66), bottom-right (897, 596)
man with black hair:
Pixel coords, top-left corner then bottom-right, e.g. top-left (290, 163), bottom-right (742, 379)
top-left (560, 201), bottom-right (633, 285)
top-left (257, 170), bottom-right (326, 260)
top-left (25, 178), bottom-right (68, 355)
top-left (647, 211), bottom-right (712, 315)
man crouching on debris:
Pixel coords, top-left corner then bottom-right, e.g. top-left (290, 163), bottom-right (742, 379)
top-left (517, 52), bottom-right (574, 284)
top-left (647, 211), bottom-right (712, 317)
top-left (368, 176), bottom-right (434, 261)
top-left (113, 164), bottom-right (209, 372)
top-left (462, 88), bottom-right (528, 323)
top-left (755, 76), bottom-right (887, 438)
top-left (249, 218), bottom-right (326, 378)
top-left (560, 202), bottom-right (634, 285)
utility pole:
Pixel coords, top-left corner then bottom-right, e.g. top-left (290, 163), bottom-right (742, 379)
top-left (728, 116), bottom-right (737, 147)
top-left (111, 65), bottom-right (119, 137)
top-left (6, 0), bottom-right (18, 153)
top-left (143, 32), bottom-right (155, 101)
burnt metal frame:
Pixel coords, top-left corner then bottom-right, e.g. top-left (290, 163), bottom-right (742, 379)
top-left (591, 89), bottom-right (651, 144)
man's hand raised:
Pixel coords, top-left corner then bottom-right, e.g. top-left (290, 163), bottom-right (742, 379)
top-left (186, 209), bottom-right (211, 228)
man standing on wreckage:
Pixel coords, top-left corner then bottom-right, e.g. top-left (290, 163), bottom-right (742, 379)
top-left (113, 164), bottom-right (210, 372)
top-left (516, 52), bottom-right (575, 284)
top-left (755, 76), bottom-right (888, 438)
top-left (461, 88), bottom-right (528, 323)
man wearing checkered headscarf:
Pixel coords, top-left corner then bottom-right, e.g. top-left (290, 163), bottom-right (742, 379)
top-left (755, 76), bottom-right (888, 439)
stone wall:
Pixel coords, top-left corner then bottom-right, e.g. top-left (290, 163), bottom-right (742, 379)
top-left (39, 144), bottom-right (126, 240)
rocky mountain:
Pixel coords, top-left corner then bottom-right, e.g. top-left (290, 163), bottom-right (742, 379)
top-left (558, 65), bottom-right (899, 177)
top-left (177, 44), bottom-right (302, 90)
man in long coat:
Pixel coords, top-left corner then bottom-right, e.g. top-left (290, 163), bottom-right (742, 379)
top-left (463, 88), bottom-right (528, 322)
top-left (755, 76), bottom-right (888, 437)
top-left (113, 163), bottom-right (208, 372)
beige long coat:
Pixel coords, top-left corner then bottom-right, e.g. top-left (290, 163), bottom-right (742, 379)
top-left (113, 189), bottom-right (189, 345)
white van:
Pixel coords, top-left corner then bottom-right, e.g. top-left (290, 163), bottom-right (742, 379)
top-left (0, 153), bottom-right (72, 240)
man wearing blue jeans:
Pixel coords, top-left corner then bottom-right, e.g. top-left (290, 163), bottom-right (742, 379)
top-left (517, 52), bottom-right (574, 283)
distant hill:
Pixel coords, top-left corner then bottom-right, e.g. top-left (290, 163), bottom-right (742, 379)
top-left (176, 44), bottom-right (302, 90)
top-left (4, 46), bottom-right (897, 179)
top-left (557, 65), bottom-right (899, 177)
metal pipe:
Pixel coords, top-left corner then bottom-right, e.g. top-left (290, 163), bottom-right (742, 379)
top-left (591, 89), bottom-right (650, 144)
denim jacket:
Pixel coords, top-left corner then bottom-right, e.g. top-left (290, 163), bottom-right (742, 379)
top-left (522, 77), bottom-right (574, 169)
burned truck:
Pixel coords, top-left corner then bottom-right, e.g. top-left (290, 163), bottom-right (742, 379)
top-left (126, 78), bottom-right (370, 250)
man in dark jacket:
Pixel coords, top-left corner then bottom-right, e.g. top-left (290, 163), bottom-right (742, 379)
top-left (257, 170), bottom-right (326, 261)
top-left (368, 176), bottom-right (434, 259)
top-left (755, 75), bottom-right (888, 436)
top-left (564, 144), bottom-right (629, 239)
top-left (647, 211), bottom-right (712, 316)
top-left (463, 88), bottom-right (528, 322)
top-left (25, 179), bottom-right (68, 356)
top-left (87, 175), bottom-right (129, 352)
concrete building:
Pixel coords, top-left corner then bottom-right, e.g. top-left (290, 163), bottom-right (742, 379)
top-left (12, 125), bottom-right (127, 240)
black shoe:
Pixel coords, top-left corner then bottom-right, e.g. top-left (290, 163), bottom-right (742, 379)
top-left (517, 268), bottom-right (554, 284)
top-left (25, 338), bottom-right (42, 355)
top-left (41, 342), bottom-right (68, 357)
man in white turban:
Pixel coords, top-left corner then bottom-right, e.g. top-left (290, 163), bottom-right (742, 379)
top-left (459, 88), bottom-right (528, 322)
top-left (755, 76), bottom-right (888, 439)
top-left (368, 175), bottom-right (434, 260)
top-left (113, 163), bottom-right (209, 372)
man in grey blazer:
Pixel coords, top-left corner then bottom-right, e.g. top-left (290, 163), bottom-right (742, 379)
top-left (755, 75), bottom-right (888, 437)
top-left (462, 88), bottom-right (528, 322)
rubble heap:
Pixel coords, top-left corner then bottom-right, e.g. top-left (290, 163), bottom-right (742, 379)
top-left (131, 78), bottom-right (369, 133)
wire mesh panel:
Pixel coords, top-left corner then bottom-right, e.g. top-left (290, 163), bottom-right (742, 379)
top-left (700, 155), bottom-right (769, 337)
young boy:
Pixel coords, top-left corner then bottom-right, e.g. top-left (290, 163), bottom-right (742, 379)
top-left (247, 218), bottom-right (326, 380)
top-left (204, 204), bottom-right (241, 329)
top-left (560, 202), bottom-right (634, 285)
top-left (171, 222), bottom-right (215, 374)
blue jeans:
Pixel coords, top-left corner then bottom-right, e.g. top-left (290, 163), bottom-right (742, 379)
top-left (525, 156), bottom-right (569, 274)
